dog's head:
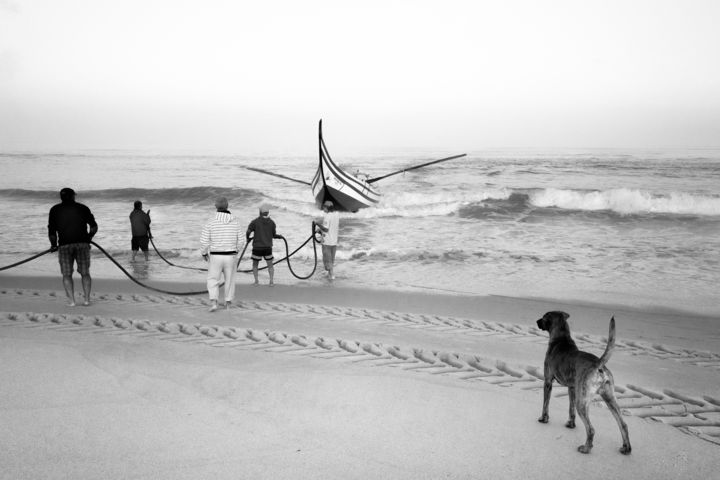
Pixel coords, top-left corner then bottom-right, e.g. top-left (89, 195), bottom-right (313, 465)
top-left (536, 311), bottom-right (570, 332)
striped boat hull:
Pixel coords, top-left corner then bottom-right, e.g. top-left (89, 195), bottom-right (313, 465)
top-left (311, 121), bottom-right (381, 212)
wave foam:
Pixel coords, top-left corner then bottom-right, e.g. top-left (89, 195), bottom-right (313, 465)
top-left (530, 188), bottom-right (720, 216)
top-left (348, 188), bottom-right (511, 219)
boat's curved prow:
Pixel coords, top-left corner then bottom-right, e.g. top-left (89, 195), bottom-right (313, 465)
top-left (311, 120), bottom-right (381, 212)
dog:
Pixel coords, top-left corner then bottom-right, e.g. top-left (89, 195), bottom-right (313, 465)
top-left (536, 311), bottom-right (631, 454)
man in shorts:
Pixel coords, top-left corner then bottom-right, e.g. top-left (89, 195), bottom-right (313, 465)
top-left (246, 204), bottom-right (282, 286)
top-left (129, 200), bottom-right (151, 261)
top-left (48, 188), bottom-right (98, 306)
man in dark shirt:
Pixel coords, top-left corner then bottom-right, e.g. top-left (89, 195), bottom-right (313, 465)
top-left (129, 200), bottom-right (151, 261)
top-left (246, 204), bottom-right (281, 286)
top-left (48, 188), bottom-right (98, 306)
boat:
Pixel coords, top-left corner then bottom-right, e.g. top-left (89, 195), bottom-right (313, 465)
top-left (246, 120), bottom-right (466, 212)
top-left (311, 120), bottom-right (381, 212)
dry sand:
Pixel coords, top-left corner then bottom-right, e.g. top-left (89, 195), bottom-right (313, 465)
top-left (1, 274), bottom-right (719, 479)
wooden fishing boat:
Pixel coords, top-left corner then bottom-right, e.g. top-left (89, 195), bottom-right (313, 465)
top-left (311, 120), bottom-right (381, 212)
top-left (245, 120), bottom-right (466, 212)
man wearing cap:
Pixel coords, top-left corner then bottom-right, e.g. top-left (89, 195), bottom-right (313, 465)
top-left (316, 200), bottom-right (340, 280)
top-left (246, 204), bottom-right (282, 286)
top-left (129, 200), bottom-right (151, 261)
top-left (200, 197), bottom-right (242, 311)
top-left (48, 188), bottom-right (98, 306)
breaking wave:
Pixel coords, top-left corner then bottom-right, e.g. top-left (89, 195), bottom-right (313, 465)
top-left (458, 188), bottom-right (720, 219)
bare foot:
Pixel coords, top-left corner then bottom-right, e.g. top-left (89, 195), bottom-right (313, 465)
top-left (66, 301), bottom-right (76, 307)
top-left (269, 282), bottom-right (274, 287)
top-left (82, 300), bottom-right (90, 307)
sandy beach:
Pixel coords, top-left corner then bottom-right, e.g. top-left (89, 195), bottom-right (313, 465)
top-left (1, 273), bottom-right (718, 479)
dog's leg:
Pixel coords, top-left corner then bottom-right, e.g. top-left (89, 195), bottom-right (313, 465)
top-left (575, 398), bottom-right (594, 454)
top-left (599, 383), bottom-right (632, 455)
top-left (566, 386), bottom-right (576, 428)
top-left (576, 394), bottom-right (595, 453)
top-left (538, 378), bottom-right (552, 423)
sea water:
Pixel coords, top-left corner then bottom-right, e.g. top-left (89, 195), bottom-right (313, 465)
top-left (1, 149), bottom-right (719, 316)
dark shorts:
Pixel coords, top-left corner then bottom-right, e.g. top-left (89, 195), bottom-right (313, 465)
top-left (131, 235), bottom-right (150, 252)
top-left (58, 243), bottom-right (91, 276)
top-left (251, 247), bottom-right (273, 261)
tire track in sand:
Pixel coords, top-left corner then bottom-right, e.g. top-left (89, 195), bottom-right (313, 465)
top-left (2, 310), bottom-right (719, 447)
top-left (3, 288), bottom-right (718, 371)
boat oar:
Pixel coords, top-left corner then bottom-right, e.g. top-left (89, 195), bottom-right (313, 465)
top-left (244, 167), bottom-right (311, 186)
top-left (366, 154), bottom-right (467, 184)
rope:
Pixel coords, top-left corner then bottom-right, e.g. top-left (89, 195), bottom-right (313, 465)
top-left (90, 241), bottom-right (208, 296)
top-left (271, 231), bottom-right (321, 280)
top-left (0, 249), bottom-right (53, 271)
top-left (0, 222), bottom-right (322, 296)
top-left (150, 234), bottom-right (209, 272)
top-left (151, 222), bottom-right (321, 279)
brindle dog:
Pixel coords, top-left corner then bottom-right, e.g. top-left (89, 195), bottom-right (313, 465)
top-left (536, 311), bottom-right (631, 454)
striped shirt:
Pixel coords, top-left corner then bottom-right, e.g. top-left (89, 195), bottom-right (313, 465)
top-left (200, 211), bottom-right (242, 255)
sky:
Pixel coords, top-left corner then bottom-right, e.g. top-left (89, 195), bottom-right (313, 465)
top-left (1, 0), bottom-right (719, 152)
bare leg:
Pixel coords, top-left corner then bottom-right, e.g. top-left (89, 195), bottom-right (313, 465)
top-left (267, 259), bottom-right (274, 286)
top-left (62, 275), bottom-right (76, 306)
top-left (80, 273), bottom-right (92, 306)
top-left (252, 260), bottom-right (259, 285)
top-left (328, 246), bottom-right (336, 279)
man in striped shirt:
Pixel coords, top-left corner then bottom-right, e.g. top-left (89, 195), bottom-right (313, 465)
top-left (200, 197), bottom-right (242, 311)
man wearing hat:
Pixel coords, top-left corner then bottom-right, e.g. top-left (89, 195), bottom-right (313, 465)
top-left (200, 197), bottom-right (242, 311)
top-left (316, 200), bottom-right (340, 280)
top-left (48, 187), bottom-right (98, 306)
top-left (246, 204), bottom-right (282, 286)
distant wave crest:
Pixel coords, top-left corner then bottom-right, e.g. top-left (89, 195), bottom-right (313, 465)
top-left (0, 186), bottom-right (263, 205)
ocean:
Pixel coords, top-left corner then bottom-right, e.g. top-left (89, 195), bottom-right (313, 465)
top-left (1, 148), bottom-right (719, 316)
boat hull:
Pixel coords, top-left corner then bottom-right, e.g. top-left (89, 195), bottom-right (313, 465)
top-left (312, 122), bottom-right (381, 212)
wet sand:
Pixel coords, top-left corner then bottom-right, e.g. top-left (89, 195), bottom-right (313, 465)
top-left (1, 274), bottom-right (718, 479)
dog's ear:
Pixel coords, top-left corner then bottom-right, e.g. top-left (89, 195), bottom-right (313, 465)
top-left (560, 311), bottom-right (569, 321)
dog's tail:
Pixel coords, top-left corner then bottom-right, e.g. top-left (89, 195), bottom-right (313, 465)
top-left (598, 316), bottom-right (616, 367)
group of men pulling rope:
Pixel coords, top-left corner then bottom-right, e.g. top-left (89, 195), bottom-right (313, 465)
top-left (45, 188), bottom-right (339, 309)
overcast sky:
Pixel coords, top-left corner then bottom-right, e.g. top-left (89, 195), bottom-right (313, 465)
top-left (1, 0), bottom-right (719, 152)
